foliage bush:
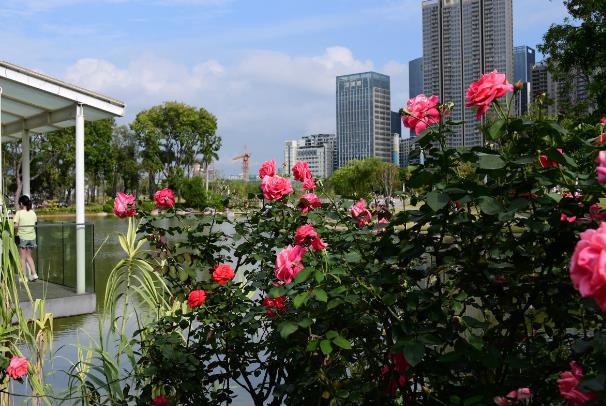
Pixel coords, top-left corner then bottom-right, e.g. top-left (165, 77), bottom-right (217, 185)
top-left (87, 94), bottom-right (605, 405)
top-left (54, 80), bottom-right (606, 405)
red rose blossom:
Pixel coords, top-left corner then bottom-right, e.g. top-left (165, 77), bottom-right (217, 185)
top-left (275, 245), bottom-right (307, 284)
top-left (558, 362), bottom-right (595, 405)
top-left (294, 224), bottom-right (327, 251)
top-left (351, 198), bottom-right (372, 227)
top-left (6, 356), bottom-right (28, 380)
top-left (465, 70), bottom-right (513, 119)
top-left (402, 94), bottom-right (441, 135)
top-left (263, 296), bottom-right (287, 317)
top-left (150, 395), bottom-right (169, 406)
top-left (113, 192), bottom-right (137, 218)
top-left (187, 290), bottom-right (207, 309)
top-left (570, 222), bottom-right (606, 311)
top-left (212, 264), bottom-right (235, 285)
top-left (539, 148), bottom-right (563, 168)
top-left (260, 175), bottom-right (293, 201)
top-left (297, 193), bottom-right (322, 213)
top-left (258, 160), bottom-right (276, 179)
top-left (154, 188), bottom-right (175, 208)
top-left (292, 161), bottom-right (312, 182)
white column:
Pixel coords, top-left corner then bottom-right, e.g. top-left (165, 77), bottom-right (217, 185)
top-left (22, 130), bottom-right (30, 197)
top-left (0, 87), bottom-right (3, 205)
top-left (75, 104), bottom-right (85, 294)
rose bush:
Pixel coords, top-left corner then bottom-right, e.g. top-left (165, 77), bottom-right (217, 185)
top-left (88, 69), bottom-right (606, 405)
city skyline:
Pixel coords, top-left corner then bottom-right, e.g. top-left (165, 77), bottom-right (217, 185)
top-left (0, 0), bottom-right (570, 175)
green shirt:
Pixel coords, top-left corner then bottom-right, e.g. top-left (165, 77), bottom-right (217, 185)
top-left (14, 209), bottom-right (37, 241)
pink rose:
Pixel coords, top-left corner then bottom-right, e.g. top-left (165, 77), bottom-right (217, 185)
top-left (494, 387), bottom-right (532, 405)
top-left (275, 245), bottom-right (307, 283)
top-left (294, 224), bottom-right (327, 251)
top-left (187, 289), bottom-right (207, 309)
top-left (297, 193), bottom-right (322, 213)
top-left (558, 362), bottom-right (595, 405)
top-left (154, 188), bottom-right (175, 208)
top-left (292, 161), bottom-right (312, 182)
top-left (561, 213), bottom-right (577, 223)
top-left (150, 395), bottom-right (169, 406)
top-left (6, 356), bottom-right (28, 380)
top-left (262, 296), bottom-right (287, 317)
top-left (465, 70), bottom-right (514, 119)
top-left (597, 151), bottom-right (606, 184)
top-left (570, 222), bottom-right (606, 311)
top-left (539, 148), bottom-right (563, 168)
top-left (351, 198), bottom-right (372, 227)
top-left (302, 177), bottom-right (316, 191)
top-left (259, 160), bottom-right (276, 179)
top-left (600, 117), bottom-right (606, 124)
top-left (212, 264), bottom-right (235, 285)
top-left (260, 175), bottom-right (293, 201)
top-left (113, 192), bottom-right (137, 218)
top-left (402, 94), bottom-right (441, 135)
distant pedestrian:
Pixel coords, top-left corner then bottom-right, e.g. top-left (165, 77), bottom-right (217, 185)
top-left (14, 195), bottom-right (39, 282)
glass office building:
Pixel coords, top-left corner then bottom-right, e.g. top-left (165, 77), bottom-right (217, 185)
top-left (422, 0), bottom-right (513, 148)
top-left (336, 72), bottom-right (391, 168)
top-left (513, 45), bottom-right (535, 114)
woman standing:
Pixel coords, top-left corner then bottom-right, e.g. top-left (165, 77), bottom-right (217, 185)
top-left (14, 195), bottom-right (39, 282)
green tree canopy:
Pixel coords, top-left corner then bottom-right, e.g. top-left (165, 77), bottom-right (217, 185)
top-left (130, 101), bottom-right (219, 197)
top-left (327, 157), bottom-right (400, 199)
top-left (539, 0), bottom-right (606, 114)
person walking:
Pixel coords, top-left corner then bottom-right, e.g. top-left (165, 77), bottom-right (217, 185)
top-left (14, 195), bottom-right (39, 282)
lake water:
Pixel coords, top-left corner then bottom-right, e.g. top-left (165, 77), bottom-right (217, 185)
top-left (9, 214), bottom-right (258, 404)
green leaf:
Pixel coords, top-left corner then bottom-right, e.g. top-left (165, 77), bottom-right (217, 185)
top-left (293, 292), bottom-right (310, 308)
top-left (314, 288), bottom-right (328, 302)
top-left (326, 330), bottom-right (339, 339)
top-left (314, 271), bottom-right (325, 283)
top-left (294, 268), bottom-right (312, 284)
top-left (306, 339), bottom-right (319, 351)
top-left (547, 192), bottom-right (562, 202)
top-left (401, 342), bottom-right (425, 366)
top-left (478, 196), bottom-right (502, 216)
top-left (298, 318), bottom-right (313, 328)
top-left (426, 191), bottom-right (449, 211)
top-left (269, 286), bottom-right (286, 298)
top-left (468, 335), bottom-right (483, 350)
top-left (478, 154), bottom-right (506, 170)
top-left (320, 339), bottom-right (333, 355)
top-left (486, 119), bottom-right (505, 140)
top-left (344, 251), bottom-right (362, 263)
top-left (333, 335), bottom-right (352, 350)
top-left (278, 321), bottom-right (299, 339)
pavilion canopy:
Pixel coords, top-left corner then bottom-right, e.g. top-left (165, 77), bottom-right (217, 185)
top-left (0, 60), bottom-right (125, 140)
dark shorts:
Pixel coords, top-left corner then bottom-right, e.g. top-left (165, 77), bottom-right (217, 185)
top-left (19, 239), bottom-right (37, 249)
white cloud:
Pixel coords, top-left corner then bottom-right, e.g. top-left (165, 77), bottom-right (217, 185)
top-left (63, 47), bottom-right (408, 175)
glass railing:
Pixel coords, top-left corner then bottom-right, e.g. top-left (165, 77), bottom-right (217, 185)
top-left (22, 223), bottom-right (96, 293)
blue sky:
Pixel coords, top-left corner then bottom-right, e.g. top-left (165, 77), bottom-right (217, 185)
top-left (0, 0), bottom-right (569, 175)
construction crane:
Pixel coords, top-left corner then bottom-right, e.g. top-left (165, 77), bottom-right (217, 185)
top-left (233, 145), bottom-right (250, 182)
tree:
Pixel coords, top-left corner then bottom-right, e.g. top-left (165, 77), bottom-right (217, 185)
top-left (328, 158), bottom-right (400, 198)
top-left (130, 102), bottom-right (219, 199)
top-left (539, 0), bottom-right (606, 114)
top-left (111, 125), bottom-right (141, 196)
top-left (85, 119), bottom-right (115, 202)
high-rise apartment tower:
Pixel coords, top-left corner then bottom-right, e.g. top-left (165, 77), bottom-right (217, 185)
top-left (422, 0), bottom-right (513, 147)
top-left (336, 72), bottom-right (391, 167)
top-left (513, 45), bottom-right (535, 115)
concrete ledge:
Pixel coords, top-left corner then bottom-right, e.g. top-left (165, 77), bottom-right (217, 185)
top-left (18, 293), bottom-right (97, 319)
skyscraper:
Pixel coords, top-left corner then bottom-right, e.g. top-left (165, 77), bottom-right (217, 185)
top-left (336, 72), bottom-right (392, 167)
top-left (422, 0), bottom-right (513, 148)
top-left (513, 45), bottom-right (535, 114)
top-left (408, 57), bottom-right (424, 137)
top-left (391, 111), bottom-right (402, 136)
top-left (531, 63), bottom-right (591, 116)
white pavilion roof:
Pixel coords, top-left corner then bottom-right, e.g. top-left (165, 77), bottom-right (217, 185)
top-left (0, 60), bottom-right (125, 140)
